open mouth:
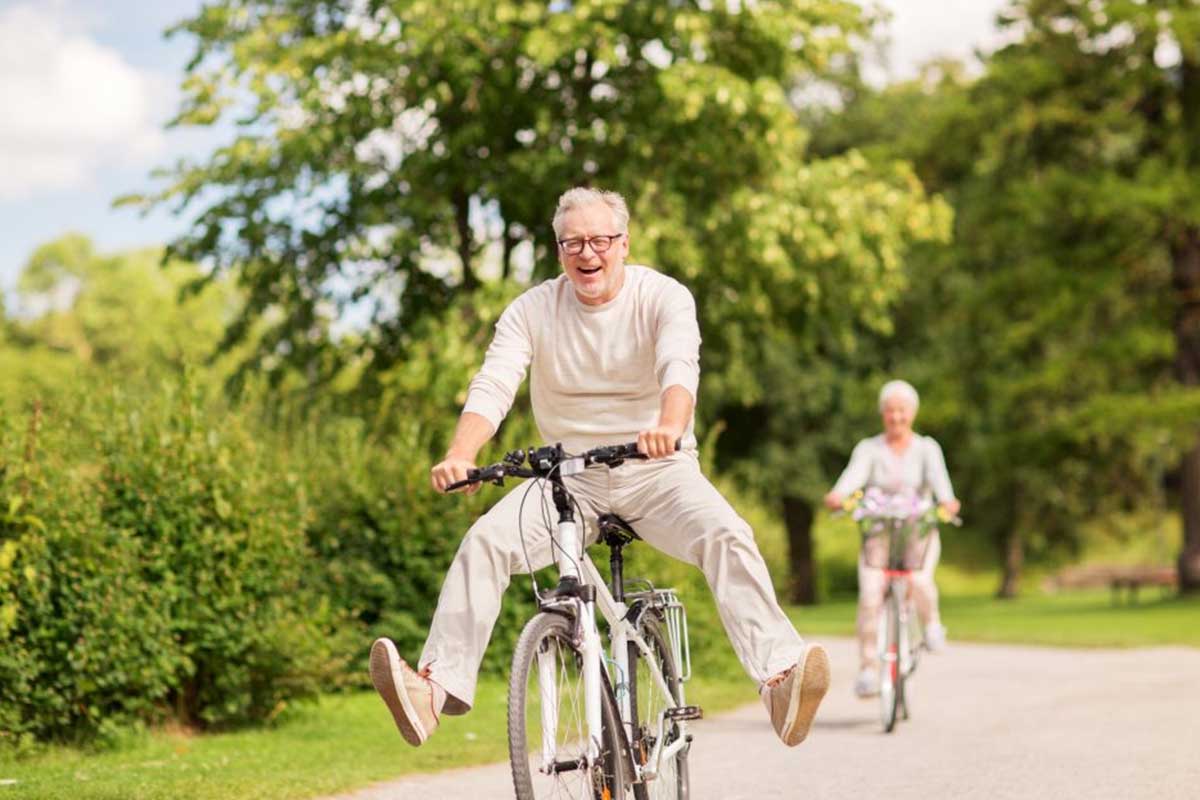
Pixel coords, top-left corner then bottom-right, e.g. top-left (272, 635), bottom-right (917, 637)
top-left (577, 266), bottom-right (602, 276)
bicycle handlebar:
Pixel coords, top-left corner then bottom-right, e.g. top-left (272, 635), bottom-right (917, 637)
top-left (444, 439), bottom-right (681, 492)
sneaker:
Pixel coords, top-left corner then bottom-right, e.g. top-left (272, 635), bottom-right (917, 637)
top-left (925, 622), bottom-right (948, 652)
top-left (854, 667), bottom-right (879, 698)
top-left (761, 643), bottom-right (830, 746)
top-left (369, 638), bottom-right (445, 746)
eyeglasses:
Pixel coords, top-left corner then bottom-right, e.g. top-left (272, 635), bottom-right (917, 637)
top-left (557, 234), bottom-right (624, 256)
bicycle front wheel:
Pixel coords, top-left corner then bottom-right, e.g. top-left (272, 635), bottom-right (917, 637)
top-left (878, 593), bottom-right (902, 733)
top-left (628, 614), bottom-right (689, 800)
top-left (509, 612), bottom-right (629, 800)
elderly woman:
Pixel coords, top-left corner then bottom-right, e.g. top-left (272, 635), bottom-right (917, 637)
top-left (823, 380), bottom-right (961, 698)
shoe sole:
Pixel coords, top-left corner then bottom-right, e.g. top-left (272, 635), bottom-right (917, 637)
top-left (369, 638), bottom-right (427, 746)
top-left (783, 644), bottom-right (830, 746)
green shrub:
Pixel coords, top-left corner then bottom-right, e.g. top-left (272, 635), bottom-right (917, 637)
top-left (0, 382), bottom-right (350, 744)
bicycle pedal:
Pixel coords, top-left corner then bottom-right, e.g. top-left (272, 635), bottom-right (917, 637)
top-left (665, 705), bottom-right (702, 721)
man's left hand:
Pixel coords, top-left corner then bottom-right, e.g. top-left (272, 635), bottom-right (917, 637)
top-left (637, 425), bottom-right (682, 459)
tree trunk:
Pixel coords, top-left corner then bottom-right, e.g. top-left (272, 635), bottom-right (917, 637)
top-left (502, 225), bottom-right (517, 281)
top-left (453, 190), bottom-right (479, 292)
top-left (997, 522), bottom-right (1023, 599)
top-left (782, 495), bottom-right (818, 605)
top-left (1172, 227), bottom-right (1200, 592)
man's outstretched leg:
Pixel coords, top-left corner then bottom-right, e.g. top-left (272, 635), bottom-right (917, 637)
top-left (615, 453), bottom-right (831, 746)
top-left (370, 475), bottom-right (604, 745)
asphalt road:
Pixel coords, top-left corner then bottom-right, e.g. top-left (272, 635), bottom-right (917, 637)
top-left (325, 636), bottom-right (1200, 799)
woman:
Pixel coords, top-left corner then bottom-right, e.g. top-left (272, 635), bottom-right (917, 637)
top-left (823, 380), bottom-right (961, 698)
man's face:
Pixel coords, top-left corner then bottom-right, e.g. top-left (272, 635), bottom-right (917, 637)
top-left (556, 202), bottom-right (629, 305)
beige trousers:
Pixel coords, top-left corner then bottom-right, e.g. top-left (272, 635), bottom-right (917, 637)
top-left (420, 450), bottom-right (806, 714)
top-left (856, 531), bottom-right (941, 670)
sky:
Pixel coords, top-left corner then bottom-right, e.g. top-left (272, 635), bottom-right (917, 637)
top-left (0, 0), bottom-right (1011, 297)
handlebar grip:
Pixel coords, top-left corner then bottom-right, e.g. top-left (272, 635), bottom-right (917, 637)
top-left (618, 438), bottom-right (683, 459)
top-left (444, 467), bottom-right (482, 493)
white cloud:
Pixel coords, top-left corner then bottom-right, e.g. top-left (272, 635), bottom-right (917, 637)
top-left (0, 3), bottom-right (166, 201)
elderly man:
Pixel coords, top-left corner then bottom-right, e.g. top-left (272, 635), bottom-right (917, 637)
top-left (370, 186), bottom-right (829, 748)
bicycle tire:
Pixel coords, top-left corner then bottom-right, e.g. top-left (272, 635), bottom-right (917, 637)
top-left (509, 612), bottom-right (630, 800)
top-left (627, 614), bottom-right (689, 800)
top-left (879, 593), bottom-right (902, 733)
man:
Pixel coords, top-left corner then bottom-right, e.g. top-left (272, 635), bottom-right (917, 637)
top-left (370, 187), bottom-right (830, 748)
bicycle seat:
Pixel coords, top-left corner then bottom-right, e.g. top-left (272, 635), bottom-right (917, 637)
top-left (597, 513), bottom-right (640, 546)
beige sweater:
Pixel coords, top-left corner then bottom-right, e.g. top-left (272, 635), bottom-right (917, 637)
top-left (463, 265), bottom-right (701, 451)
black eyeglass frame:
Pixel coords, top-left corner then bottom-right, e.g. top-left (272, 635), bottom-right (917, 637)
top-left (556, 233), bottom-right (626, 256)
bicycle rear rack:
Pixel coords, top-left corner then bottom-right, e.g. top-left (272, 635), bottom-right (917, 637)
top-left (627, 587), bottom-right (692, 683)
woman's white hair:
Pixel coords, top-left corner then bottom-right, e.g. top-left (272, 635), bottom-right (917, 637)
top-left (552, 187), bottom-right (630, 238)
top-left (878, 380), bottom-right (920, 414)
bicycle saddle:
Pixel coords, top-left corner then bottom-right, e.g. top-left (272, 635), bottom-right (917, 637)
top-left (597, 513), bottom-right (641, 546)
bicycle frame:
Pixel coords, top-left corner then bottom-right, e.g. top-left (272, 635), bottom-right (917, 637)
top-left (878, 570), bottom-right (917, 684)
top-left (873, 517), bottom-right (926, 728)
top-left (537, 482), bottom-right (691, 786)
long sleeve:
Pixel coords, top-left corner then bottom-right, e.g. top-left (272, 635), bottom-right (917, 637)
top-left (653, 282), bottom-right (701, 401)
top-left (831, 439), bottom-right (874, 497)
top-left (923, 437), bottom-right (956, 502)
top-left (461, 295), bottom-right (534, 432)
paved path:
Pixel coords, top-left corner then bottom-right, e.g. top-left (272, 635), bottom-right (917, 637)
top-left (326, 637), bottom-right (1200, 799)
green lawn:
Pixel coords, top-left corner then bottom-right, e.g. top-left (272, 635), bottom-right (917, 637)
top-left (787, 589), bottom-right (1200, 648)
top-left (0, 675), bottom-right (755, 800)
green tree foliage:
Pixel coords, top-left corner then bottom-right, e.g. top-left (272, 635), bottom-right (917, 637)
top-left (810, 0), bottom-right (1200, 595)
top-left (0, 235), bottom-right (240, 400)
top-left (126, 0), bottom-right (870, 386)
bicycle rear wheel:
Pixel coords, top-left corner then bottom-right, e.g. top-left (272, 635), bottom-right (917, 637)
top-left (509, 612), bottom-right (629, 800)
top-left (628, 614), bottom-right (689, 800)
top-left (878, 592), bottom-right (902, 733)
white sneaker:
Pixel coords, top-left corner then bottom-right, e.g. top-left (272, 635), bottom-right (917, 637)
top-left (925, 623), bottom-right (948, 652)
top-left (854, 667), bottom-right (879, 698)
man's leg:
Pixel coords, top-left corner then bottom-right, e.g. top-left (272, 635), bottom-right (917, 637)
top-left (373, 475), bottom-right (604, 744)
top-left (611, 452), bottom-right (828, 745)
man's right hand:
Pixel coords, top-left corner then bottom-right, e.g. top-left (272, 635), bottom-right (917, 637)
top-left (431, 455), bottom-right (480, 495)
top-left (823, 491), bottom-right (843, 511)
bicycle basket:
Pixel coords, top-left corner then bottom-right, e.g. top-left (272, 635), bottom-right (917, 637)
top-left (860, 520), bottom-right (933, 571)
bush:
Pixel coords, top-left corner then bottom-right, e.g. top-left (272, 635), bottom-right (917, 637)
top-left (0, 382), bottom-right (350, 744)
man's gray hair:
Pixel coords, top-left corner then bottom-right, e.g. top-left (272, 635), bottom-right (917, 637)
top-left (878, 380), bottom-right (920, 414)
top-left (552, 187), bottom-right (630, 238)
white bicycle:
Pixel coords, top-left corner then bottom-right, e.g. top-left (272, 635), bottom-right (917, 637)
top-left (448, 442), bottom-right (698, 800)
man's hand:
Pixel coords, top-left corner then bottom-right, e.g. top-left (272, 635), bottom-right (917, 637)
top-left (431, 454), bottom-right (480, 495)
top-left (823, 491), bottom-right (843, 511)
top-left (637, 424), bottom-right (683, 459)
top-left (939, 498), bottom-right (962, 517)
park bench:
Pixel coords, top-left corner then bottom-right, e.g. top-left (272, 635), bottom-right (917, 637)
top-left (1042, 564), bottom-right (1178, 604)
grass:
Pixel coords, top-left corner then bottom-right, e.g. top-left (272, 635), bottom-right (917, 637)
top-left (786, 589), bottom-right (1200, 648)
top-left (0, 675), bottom-right (756, 800)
